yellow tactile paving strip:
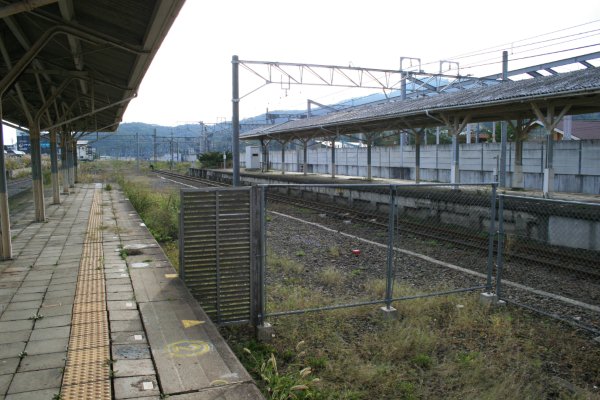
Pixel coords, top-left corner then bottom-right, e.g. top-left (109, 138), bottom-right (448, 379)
top-left (61, 189), bottom-right (112, 399)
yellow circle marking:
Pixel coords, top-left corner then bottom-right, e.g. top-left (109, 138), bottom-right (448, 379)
top-left (167, 340), bottom-right (211, 358)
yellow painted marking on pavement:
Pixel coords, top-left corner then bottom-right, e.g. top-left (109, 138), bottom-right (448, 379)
top-left (182, 319), bottom-right (205, 328)
top-left (167, 340), bottom-right (211, 358)
top-left (164, 273), bottom-right (178, 279)
top-left (210, 379), bottom-right (229, 386)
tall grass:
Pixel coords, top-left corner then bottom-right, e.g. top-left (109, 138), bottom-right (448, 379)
top-left (116, 175), bottom-right (179, 242)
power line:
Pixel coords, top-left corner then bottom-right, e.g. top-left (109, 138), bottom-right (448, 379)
top-left (427, 18), bottom-right (600, 66)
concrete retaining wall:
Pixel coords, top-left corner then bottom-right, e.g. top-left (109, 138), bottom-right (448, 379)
top-left (188, 168), bottom-right (600, 251)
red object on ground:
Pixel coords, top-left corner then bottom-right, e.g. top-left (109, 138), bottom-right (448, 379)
top-left (351, 249), bottom-right (361, 256)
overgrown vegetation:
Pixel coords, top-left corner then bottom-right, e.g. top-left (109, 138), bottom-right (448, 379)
top-left (223, 253), bottom-right (600, 400)
top-left (115, 173), bottom-right (179, 243)
top-left (198, 151), bottom-right (232, 168)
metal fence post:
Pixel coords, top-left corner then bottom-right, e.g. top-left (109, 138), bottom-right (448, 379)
top-left (495, 194), bottom-right (506, 298)
top-left (250, 185), bottom-right (265, 327)
top-left (485, 184), bottom-right (498, 291)
top-left (259, 186), bottom-right (267, 325)
top-left (178, 191), bottom-right (185, 282)
top-left (215, 191), bottom-right (221, 325)
top-left (384, 185), bottom-right (397, 309)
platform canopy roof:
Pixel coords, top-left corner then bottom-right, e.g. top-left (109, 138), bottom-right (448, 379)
top-left (241, 66), bottom-right (600, 141)
top-left (0, 0), bottom-right (185, 133)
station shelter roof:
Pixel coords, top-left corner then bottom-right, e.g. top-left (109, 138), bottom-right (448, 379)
top-left (0, 0), bottom-right (186, 133)
top-left (241, 67), bottom-right (600, 141)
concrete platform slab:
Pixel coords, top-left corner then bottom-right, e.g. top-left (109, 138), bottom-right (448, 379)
top-left (140, 299), bottom-right (252, 395)
top-left (4, 300), bottom-right (41, 311)
top-left (113, 375), bottom-right (159, 399)
top-left (38, 304), bottom-right (72, 317)
top-left (14, 286), bottom-right (46, 295)
top-left (167, 383), bottom-right (265, 400)
top-left (0, 321), bottom-right (33, 333)
top-left (131, 269), bottom-right (190, 303)
top-left (44, 285), bottom-right (75, 300)
top-left (18, 352), bottom-right (67, 372)
top-left (106, 284), bottom-right (134, 293)
top-left (0, 358), bottom-right (19, 375)
top-left (108, 301), bottom-right (137, 311)
top-left (46, 283), bottom-right (76, 293)
top-left (109, 310), bottom-right (141, 321)
top-left (107, 292), bottom-right (136, 301)
top-left (112, 344), bottom-right (151, 360)
top-left (5, 388), bottom-right (62, 400)
top-left (33, 315), bottom-right (71, 329)
top-left (0, 331), bottom-right (30, 345)
top-left (24, 338), bottom-right (68, 355)
top-left (41, 296), bottom-right (74, 307)
top-left (10, 293), bottom-right (43, 302)
top-left (111, 331), bottom-right (147, 345)
top-left (19, 280), bottom-right (50, 288)
top-left (106, 278), bottom-right (133, 286)
top-left (49, 277), bottom-right (77, 285)
top-left (0, 309), bottom-right (37, 322)
top-left (0, 342), bottom-right (26, 359)
top-left (29, 326), bottom-right (70, 341)
top-left (0, 374), bottom-right (12, 395)
top-left (113, 359), bottom-right (155, 378)
top-left (7, 368), bottom-right (62, 394)
top-left (106, 272), bottom-right (130, 280)
top-left (110, 320), bottom-right (144, 333)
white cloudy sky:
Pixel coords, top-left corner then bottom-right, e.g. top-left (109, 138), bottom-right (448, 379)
top-left (121, 0), bottom-right (600, 126)
top-left (3, 0), bottom-right (600, 141)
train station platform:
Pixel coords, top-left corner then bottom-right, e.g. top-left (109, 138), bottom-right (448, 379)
top-left (202, 167), bottom-right (600, 204)
top-left (0, 184), bottom-right (263, 399)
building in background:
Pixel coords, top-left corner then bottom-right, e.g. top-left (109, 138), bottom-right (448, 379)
top-left (16, 131), bottom-right (50, 154)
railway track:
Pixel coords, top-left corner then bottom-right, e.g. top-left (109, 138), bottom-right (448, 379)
top-left (7, 177), bottom-right (32, 198)
top-left (155, 170), bottom-right (600, 279)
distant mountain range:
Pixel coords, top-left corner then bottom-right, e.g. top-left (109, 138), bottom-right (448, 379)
top-left (83, 88), bottom-right (599, 160)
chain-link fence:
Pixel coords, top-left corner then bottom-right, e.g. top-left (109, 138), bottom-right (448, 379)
top-left (495, 195), bottom-right (600, 333)
top-left (260, 183), bottom-right (497, 321)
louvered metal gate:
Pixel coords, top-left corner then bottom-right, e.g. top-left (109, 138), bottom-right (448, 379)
top-left (179, 186), bottom-right (263, 326)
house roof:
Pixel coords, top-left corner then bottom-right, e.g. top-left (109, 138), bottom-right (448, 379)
top-left (559, 120), bottom-right (600, 140)
top-left (241, 67), bottom-right (600, 140)
top-left (1, 0), bottom-right (186, 132)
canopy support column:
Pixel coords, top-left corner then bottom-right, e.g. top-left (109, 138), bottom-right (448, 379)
top-left (72, 137), bottom-right (78, 183)
top-left (297, 137), bottom-right (310, 176)
top-left (509, 118), bottom-right (532, 190)
top-left (67, 137), bottom-right (74, 187)
top-left (531, 102), bottom-right (571, 197)
top-left (403, 126), bottom-right (425, 183)
top-left (29, 124), bottom-right (45, 222)
top-left (331, 131), bottom-right (338, 179)
top-left (0, 105), bottom-right (13, 259)
top-left (61, 132), bottom-right (69, 194)
top-left (440, 114), bottom-right (471, 185)
top-left (279, 139), bottom-right (288, 175)
top-left (260, 138), bottom-right (270, 173)
top-left (366, 135), bottom-right (372, 181)
top-left (50, 129), bottom-right (60, 204)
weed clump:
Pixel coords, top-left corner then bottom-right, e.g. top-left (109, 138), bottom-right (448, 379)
top-left (117, 176), bottom-right (179, 242)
